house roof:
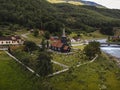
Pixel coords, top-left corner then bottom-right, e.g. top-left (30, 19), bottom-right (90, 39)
top-left (56, 43), bottom-right (63, 48)
top-left (63, 46), bottom-right (69, 50)
top-left (0, 36), bottom-right (21, 41)
top-left (51, 40), bottom-right (63, 48)
top-left (51, 42), bottom-right (58, 47)
top-left (0, 36), bottom-right (11, 40)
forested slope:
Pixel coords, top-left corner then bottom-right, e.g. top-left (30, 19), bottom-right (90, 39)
top-left (0, 0), bottom-right (120, 33)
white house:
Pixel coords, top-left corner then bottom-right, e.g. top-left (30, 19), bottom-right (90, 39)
top-left (0, 36), bottom-right (23, 49)
top-left (71, 38), bottom-right (76, 43)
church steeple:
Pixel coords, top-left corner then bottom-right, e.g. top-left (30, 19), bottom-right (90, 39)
top-left (62, 28), bottom-right (66, 37)
top-left (61, 27), bottom-right (67, 44)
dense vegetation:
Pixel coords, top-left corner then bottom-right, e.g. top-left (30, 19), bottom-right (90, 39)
top-left (0, 0), bottom-right (120, 34)
top-left (84, 41), bottom-right (101, 59)
top-left (10, 43), bottom-right (53, 77)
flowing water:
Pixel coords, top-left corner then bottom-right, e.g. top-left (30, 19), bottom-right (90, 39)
top-left (96, 39), bottom-right (120, 59)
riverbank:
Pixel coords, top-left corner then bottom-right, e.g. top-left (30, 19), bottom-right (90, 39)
top-left (102, 51), bottom-right (120, 68)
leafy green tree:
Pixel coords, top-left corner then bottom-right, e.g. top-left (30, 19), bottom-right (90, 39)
top-left (8, 46), bottom-right (11, 54)
top-left (44, 31), bottom-right (50, 40)
top-left (84, 41), bottom-right (101, 59)
top-left (36, 52), bottom-right (53, 77)
top-left (44, 21), bottom-right (63, 33)
top-left (9, 24), bottom-right (20, 31)
top-left (40, 38), bottom-right (46, 51)
top-left (44, 31), bottom-right (50, 48)
top-left (33, 30), bottom-right (39, 37)
top-left (0, 31), bottom-right (3, 36)
top-left (24, 41), bottom-right (38, 53)
top-left (100, 26), bottom-right (114, 35)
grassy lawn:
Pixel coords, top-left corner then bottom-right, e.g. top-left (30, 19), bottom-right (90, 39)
top-left (52, 51), bottom-right (86, 66)
top-left (50, 54), bottom-right (120, 90)
top-left (0, 51), bottom-right (50, 90)
top-left (69, 30), bottom-right (107, 40)
top-left (53, 63), bottom-right (64, 72)
top-left (26, 34), bottom-right (42, 44)
top-left (82, 30), bottom-right (107, 40)
top-left (14, 29), bottom-right (28, 35)
top-left (0, 51), bottom-right (120, 90)
top-left (72, 45), bottom-right (86, 50)
top-left (14, 30), bottom-right (42, 44)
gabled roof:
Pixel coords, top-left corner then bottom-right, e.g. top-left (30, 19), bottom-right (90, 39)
top-left (51, 42), bottom-right (58, 47)
top-left (0, 36), bottom-right (12, 40)
top-left (0, 36), bottom-right (21, 41)
top-left (63, 46), bottom-right (69, 50)
top-left (56, 43), bottom-right (63, 48)
top-left (51, 40), bottom-right (64, 48)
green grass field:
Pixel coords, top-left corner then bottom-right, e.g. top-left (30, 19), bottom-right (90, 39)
top-left (0, 51), bottom-right (50, 90)
top-left (0, 51), bottom-right (120, 90)
top-left (70, 30), bottom-right (107, 40)
top-left (53, 63), bottom-right (64, 72)
top-left (84, 30), bottom-right (107, 40)
top-left (52, 51), bottom-right (87, 66)
top-left (50, 54), bottom-right (120, 90)
top-left (15, 30), bottom-right (42, 44)
top-left (14, 29), bottom-right (28, 35)
top-left (26, 34), bottom-right (42, 44)
top-left (72, 45), bottom-right (86, 50)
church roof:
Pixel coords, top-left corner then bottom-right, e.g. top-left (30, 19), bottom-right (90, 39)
top-left (56, 43), bottom-right (63, 48)
top-left (51, 40), bottom-right (63, 48)
top-left (63, 46), bottom-right (69, 50)
top-left (62, 28), bottom-right (66, 37)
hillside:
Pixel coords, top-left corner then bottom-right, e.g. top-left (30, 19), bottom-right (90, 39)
top-left (47, 0), bottom-right (104, 7)
top-left (0, 0), bottom-right (120, 33)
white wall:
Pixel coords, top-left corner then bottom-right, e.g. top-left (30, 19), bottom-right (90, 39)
top-left (0, 39), bottom-right (23, 45)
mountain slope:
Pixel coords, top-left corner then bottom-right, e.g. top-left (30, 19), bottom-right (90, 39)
top-left (0, 0), bottom-right (120, 33)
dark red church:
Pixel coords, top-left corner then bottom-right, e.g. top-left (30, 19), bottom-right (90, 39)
top-left (50, 29), bottom-right (71, 52)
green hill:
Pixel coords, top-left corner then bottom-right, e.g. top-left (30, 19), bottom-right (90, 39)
top-left (0, 0), bottom-right (120, 33)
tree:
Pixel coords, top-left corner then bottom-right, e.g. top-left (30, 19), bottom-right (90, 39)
top-left (36, 52), bottom-right (53, 77)
top-left (83, 41), bottom-right (101, 59)
top-left (8, 46), bottom-right (12, 54)
top-left (44, 31), bottom-right (50, 48)
top-left (40, 38), bottom-right (46, 51)
top-left (0, 31), bottom-right (3, 36)
top-left (24, 41), bottom-right (38, 53)
top-left (44, 31), bottom-right (50, 40)
top-left (44, 21), bottom-right (63, 33)
top-left (33, 30), bottom-right (39, 37)
top-left (9, 24), bottom-right (20, 31)
top-left (100, 26), bottom-right (114, 35)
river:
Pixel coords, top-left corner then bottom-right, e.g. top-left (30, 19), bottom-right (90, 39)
top-left (96, 39), bottom-right (120, 59)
